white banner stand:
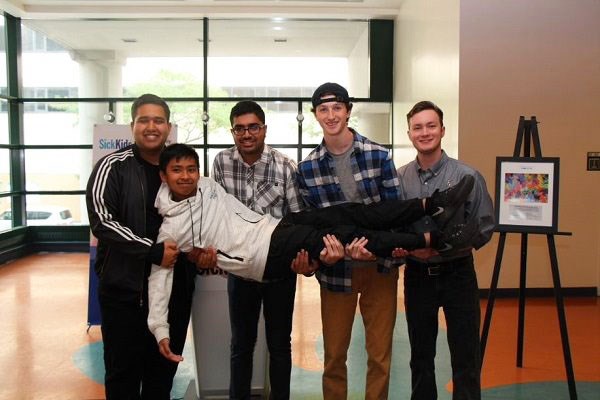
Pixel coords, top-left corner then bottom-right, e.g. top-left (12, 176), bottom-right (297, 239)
top-left (188, 269), bottom-right (268, 399)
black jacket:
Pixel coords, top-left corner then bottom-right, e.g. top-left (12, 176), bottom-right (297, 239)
top-left (86, 144), bottom-right (161, 302)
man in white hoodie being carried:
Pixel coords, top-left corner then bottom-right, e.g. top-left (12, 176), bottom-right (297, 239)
top-left (147, 143), bottom-right (476, 361)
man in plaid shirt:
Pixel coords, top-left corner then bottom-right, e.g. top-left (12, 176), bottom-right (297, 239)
top-left (295, 83), bottom-right (402, 400)
top-left (212, 100), bottom-right (304, 400)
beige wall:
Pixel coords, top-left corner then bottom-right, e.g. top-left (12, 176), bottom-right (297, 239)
top-left (393, 0), bottom-right (460, 169)
top-left (395, 0), bottom-right (600, 291)
top-left (460, 0), bottom-right (600, 291)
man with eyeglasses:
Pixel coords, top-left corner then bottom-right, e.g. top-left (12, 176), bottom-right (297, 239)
top-left (212, 100), bottom-right (305, 400)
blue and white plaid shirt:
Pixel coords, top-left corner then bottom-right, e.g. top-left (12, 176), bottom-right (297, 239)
top-left (297, 129), bottom-right (401, 292)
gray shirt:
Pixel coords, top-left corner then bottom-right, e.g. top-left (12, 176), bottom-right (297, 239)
top-left (332, 146), bottom-right (377, 268)
top-left (331, 146), bottom-right (362, 203)
top-left (398, 151), bottom-right (495, 254)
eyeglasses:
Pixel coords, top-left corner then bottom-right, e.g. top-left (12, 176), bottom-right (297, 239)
top-left (231, 124), bottom-right (265, 136)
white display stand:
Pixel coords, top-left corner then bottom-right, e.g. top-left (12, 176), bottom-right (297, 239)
top-left (189, 269), bottom-right (268, 399)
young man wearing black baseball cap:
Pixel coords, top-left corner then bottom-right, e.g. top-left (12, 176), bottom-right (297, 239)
top-left (295, 82), bottom-right (402, 399)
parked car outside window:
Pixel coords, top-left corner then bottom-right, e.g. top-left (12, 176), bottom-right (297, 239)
top-left (0, 206), bottom-right (74, 230)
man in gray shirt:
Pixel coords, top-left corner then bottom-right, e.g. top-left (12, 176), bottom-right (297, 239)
top-left (397, 100), bottom-right (495, 400)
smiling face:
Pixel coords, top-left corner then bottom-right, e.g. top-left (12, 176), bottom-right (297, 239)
top-left (407, 109), bottom-right (445, 156)
top-left (313, 97), bottom-right (351, 138)
top-left (131, 104), bottom-right (172, 159)
top-left (231, 112), bottom-right (266, 165)
top-left (159, 156), bottom-right (200, 201)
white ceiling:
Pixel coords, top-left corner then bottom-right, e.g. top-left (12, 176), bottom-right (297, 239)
top-left (0, 0), bottom-right (404, 19)
top-left (24, 18), bottom-right (371, 58)
top-left (5, 0), bottom-right (402, 59)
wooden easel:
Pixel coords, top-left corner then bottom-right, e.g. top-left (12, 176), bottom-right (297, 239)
top-left (479, 116), bottom-right (577, 399)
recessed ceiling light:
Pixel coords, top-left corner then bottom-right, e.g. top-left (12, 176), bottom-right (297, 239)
top-left (273, 26), bottom-right (283, 31)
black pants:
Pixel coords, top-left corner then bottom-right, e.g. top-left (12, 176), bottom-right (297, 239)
top-left (404, 255), bottom-right (481, 400)
top-left (100, 255), bottom-right (196, 400)
top-left (263, 199), bottom-right (426, 280)
top-left (228, 273), bottom-right (297, 400)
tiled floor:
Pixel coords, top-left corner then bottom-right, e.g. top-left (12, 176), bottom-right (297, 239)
top-left (0, 252), bottom-right (598, 399)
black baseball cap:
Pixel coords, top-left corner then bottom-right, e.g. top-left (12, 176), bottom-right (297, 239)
top-left (311, 82), bottom-right (351, 108)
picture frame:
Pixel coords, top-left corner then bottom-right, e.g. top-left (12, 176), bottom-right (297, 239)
top-left (495, 157), bottom-right (560, 233)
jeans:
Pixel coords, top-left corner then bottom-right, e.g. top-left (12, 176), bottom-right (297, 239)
top-left (263, 200), bottom-right (427, 280)
top-left (228, 272), bottom-right (297, 400)
top-left (100, 256), bottom-right (196, 400)
top-left (404, 255), bottom-right (481, 400)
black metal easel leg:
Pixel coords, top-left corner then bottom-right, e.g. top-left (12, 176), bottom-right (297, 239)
top-left (480, 232), bottom-right (507, 366)
top-left (547, 234), bottom-right (578, 400)
top-left (517, 233), bottom-right (528, 367)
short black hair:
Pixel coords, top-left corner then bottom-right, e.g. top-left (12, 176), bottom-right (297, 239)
top-left (159, 143), bottom-right (199, 173)
top-left (131, 93), bottom-right (171, 123)
top-left (229, 100), bottom-right (265, 126)
top-left (406, 101), bottom-right (444, 128)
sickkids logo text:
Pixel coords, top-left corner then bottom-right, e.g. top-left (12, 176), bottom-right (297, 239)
top-left (197, 267), bottom-right (228, 277)
top-left (98, 138), bottom-right (133, 150)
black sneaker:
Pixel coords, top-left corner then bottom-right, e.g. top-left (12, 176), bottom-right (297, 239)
top-left (435, 219), bottom-right (479, 255)
top-left (433, 239), bottom-right (454, 254)
top-left (426, 175), bottom-right (475, 229)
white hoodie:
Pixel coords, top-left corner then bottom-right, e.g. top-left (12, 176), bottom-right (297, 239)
top-left (147, 177), bottom-right (279, 343)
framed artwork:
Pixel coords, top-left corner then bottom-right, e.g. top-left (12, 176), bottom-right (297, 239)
top-left (495, 157), bottom-right (560, 233)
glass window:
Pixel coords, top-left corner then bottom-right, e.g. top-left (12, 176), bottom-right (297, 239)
top-left (123, 56), bottom-right (204, 98)
top-left (207, 101), bottom-right (301, 146)
top-left (208, 19), bottom-right (369, 98)
top-left (21, 19), bottom-right (205, 100)
top-left (26, 195), bottom-right (84, 225)
top-left (301, 102), bottom-right (324, 145)
top-left (0, 99), bottom-right (8, 144)
top-left (25, 149), bottom-right (92, 191)
top-left (207, 147), bottom-right (223, 176)
top-left (23, 101), bottom-right (108, 145)
top-left (20, 23), bottom-right (79, 99)
top-left (262, 101), bottom-right (300, 145)
top-left (167, 101), bottom-right (205, 145)
top-left (190, 148), bottom-right (207, 177)
top-left (3, 17), bottom-right (388, 234)
top-left (301, 147), bottom-right (313, 161)
top-left (114, 100), bottom-right (134, 125)
top-left (207, 101), bottom-right (235, 145)
top-left (0, 15), bottom-right (6, 96)
top-left (300, 102), bottom-right (392, 150)
top-left (0, 209), bottom-right (12, 231)
top-left (273, 147), bottom-right (300, 163)
top-left (0, 148), bottom-right (10, 192)
top-left (114, 100), bottom-right (204, 145)
top-left (0, 195), bottom-right (83, 230)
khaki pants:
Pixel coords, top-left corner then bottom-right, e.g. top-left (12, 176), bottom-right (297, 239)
top-left (321, 266), bottom-right (399, 400)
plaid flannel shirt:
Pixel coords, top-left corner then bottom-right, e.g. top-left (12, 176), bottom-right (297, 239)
top-left (212, 144), bottom-right (304, 219)
top-left (296, 129), bottom-right (402, 292)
